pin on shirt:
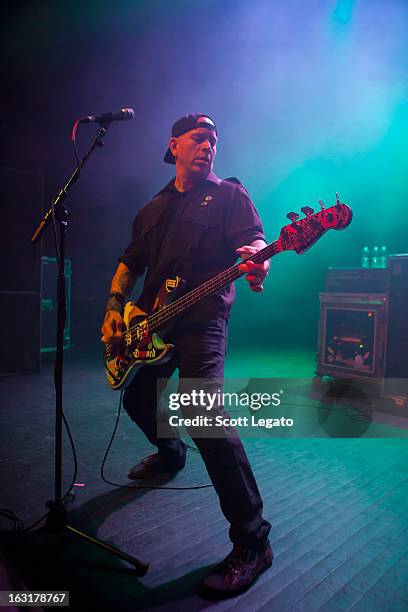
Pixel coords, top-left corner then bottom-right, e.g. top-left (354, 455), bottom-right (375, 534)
top-left (200, 195), bottom-right (213, 207)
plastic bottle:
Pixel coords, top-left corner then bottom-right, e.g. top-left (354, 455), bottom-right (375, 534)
top-left (371, 246), bottom-right (379, 269)
top-left (379, 245), bottom-right (387, 269)
top-left (361, 246), bottom-right (370, 268)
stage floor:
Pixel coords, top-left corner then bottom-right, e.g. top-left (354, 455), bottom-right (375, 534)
top-left (1, 348), bottom-right (408, 611)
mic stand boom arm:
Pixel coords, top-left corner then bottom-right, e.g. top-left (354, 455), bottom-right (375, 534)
top-left (30, 123), bottom-right (149, 576)
top-left (31, 125), bottom-right (107, 244)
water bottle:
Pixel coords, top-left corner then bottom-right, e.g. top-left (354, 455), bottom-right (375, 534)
top-left (371, 246), bottom-right (379, 268)
top-left (379, 245), bottom-right (387, 269)
top-left (361, 246), bottom-right (370, 268)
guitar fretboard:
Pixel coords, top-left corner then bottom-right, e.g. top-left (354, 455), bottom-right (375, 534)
top-left (146, 237), bottom-right (286, 332)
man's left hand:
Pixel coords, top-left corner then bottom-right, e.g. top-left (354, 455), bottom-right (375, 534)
top-left (236, 244), bottom-right (269, 293)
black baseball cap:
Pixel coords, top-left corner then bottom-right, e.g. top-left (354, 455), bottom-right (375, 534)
top-left (164, 113), bottom-right (217, 164)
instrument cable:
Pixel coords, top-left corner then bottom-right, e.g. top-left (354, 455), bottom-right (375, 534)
top-left (100, 389), bottom-right (214, 490)
top-left (0, 393), bottom-right (371, 535)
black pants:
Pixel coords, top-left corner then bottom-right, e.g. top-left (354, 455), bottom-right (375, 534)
top-left (123, 317), bottom-right (271, 551)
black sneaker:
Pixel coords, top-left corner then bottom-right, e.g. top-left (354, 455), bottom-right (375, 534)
top-left (201, 542), bottom-right (273, 597)
top-left (127, 452), bottom-right (185, 480)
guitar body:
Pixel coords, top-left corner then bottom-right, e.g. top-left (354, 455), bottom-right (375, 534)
top-left (104, 276), bottom-right (183, 390)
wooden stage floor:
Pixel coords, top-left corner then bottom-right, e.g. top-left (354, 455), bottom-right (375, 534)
top-left (1, 348), bottom-right (408, 611)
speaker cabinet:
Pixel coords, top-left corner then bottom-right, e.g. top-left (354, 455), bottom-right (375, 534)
top-left (41, 256), bottom-right (72, 353)
top-left (317, 293), bottom-right (387, 380)
top-left (383, 255), bottom-right (408, 399)
top-left (0, 291), bottom-right (41, 375)
top-left (0, 168), bottom-right (43, 374)
top-left (0, 167), bottom-right (44, 293)
top-left (317, 256), bottom-right (408, 402)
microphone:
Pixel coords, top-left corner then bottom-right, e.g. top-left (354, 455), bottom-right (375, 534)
top-left (79, 108), bottom-right (135, 125)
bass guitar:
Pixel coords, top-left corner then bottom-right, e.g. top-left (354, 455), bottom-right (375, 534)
top-left (104, 196), bottom-right (352, 389)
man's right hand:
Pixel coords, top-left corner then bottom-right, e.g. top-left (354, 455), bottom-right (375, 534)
top-left (101, 310), bottom-right (124, 345)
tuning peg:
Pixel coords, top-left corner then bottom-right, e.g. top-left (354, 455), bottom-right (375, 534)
top-left (336, 192), bottom-right (340, 204)
top-left (301, 206), bottom-right (314, 216)
top-left (318, 199), bottom-right (325, 210)
top-left (286, 212), bottom-right (300, 223)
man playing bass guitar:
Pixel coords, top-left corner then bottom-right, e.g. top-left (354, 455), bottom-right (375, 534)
top-left (101, 113), bottom-right (273, 596)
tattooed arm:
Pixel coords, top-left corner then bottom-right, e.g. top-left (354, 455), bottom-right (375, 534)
top-left (101, 263), bottom-right (139, 344)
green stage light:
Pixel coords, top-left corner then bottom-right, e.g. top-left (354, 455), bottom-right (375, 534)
top-left (333, 0), bottom-right (356, 24)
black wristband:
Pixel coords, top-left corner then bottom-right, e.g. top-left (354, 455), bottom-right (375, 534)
top-left (109, 292), bottom-right (125, 305)
top-left (106, 292), bottom-right (125, 314)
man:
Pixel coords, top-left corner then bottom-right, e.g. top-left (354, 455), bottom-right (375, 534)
top-left (101, 114), bottom-right (272, 596)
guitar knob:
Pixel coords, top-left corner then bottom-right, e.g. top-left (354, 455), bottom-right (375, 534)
top-left (286, 212), bottom-right (300, 223)
top-left (301, 206), bottom-right (314, 216)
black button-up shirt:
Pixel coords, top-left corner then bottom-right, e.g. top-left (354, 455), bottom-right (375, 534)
top-left (119, 174), bottom-right (265, 322)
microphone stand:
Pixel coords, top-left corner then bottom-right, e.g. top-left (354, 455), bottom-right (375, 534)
top-left (30, 123), bottom-right (148, 576)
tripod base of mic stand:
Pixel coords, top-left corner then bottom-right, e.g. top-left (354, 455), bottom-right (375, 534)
top-left (35, 500), bottom-right (149, 577)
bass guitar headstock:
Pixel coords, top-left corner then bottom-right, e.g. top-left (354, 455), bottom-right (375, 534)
top-left (279, 193), bottom-right (353, 255)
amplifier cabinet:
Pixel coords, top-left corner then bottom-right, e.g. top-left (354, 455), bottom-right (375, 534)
top-left (41, 256), bottom-right (72, 353)
top-left (385, 255), bottom-right (408, 378)
top-left (325, 267), bottom-right (388, 293)
top-left (0, 167), bottom-right (43, 293)
top-left (0, 291), bottom-right (41, 375)
top-left (317, 293), bottom-right (387, 380)
top-left (383, 255), bottom-right (408, 400)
